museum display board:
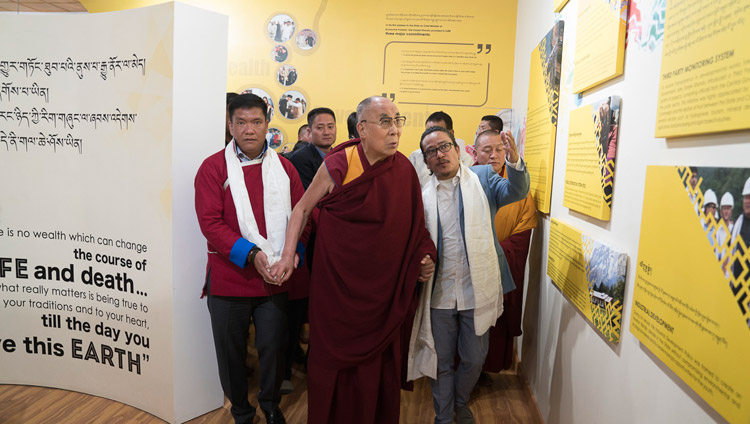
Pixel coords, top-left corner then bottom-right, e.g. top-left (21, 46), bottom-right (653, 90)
top-left (563, 96), bottom-right (621, 220)
top-left (548, 219), bottom-right (627, 343)
top-left (554, 0), bottom-right (571, 13)
top-left (0, 4), bottom-right (226, 422)
top-left (510, 0), bottom-right (750, 422)
top-left (655, 0), bottom-right (750, 137)
top-left (631, 165), bottom-right (750, 423)
top-left (82, 0), bottom-right (520, 154)
top-left (571, 0), bottom-right (627, 93)
top-left (523, 21), bottom-right (564, 214)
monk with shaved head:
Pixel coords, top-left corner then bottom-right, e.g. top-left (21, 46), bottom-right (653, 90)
top-left (273, 97), bottom-right (437, 423)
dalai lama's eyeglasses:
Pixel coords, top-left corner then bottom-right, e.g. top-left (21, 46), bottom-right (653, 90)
top-left (360, 116), bottom-right (407, 129)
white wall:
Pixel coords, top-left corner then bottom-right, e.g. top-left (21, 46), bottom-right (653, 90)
top-left (170, 2), bottom-right (227, 422)
top-left (513, 0), bottom-right (748, 423)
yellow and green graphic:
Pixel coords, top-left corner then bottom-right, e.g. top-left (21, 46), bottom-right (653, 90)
top-left (563, 96), bottom-right (620, 221)
top-left (548, 219), bottom-right (627, 343)
top-left (631, 165), bottom-right (750, 423)
top-left (582, 234), bottom-right (625, 343)
top-left (593, 96), bottom-right (619, 208)
top-left (524, 21), bottom-right (564, 214)
top-left (678, 166), bottom-right (750, 328)
top-left (536, 21), bottom-right (564, 126)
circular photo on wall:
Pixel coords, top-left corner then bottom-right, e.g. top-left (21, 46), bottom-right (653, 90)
top-left (277, 90), bottom-right (307, 120)
top-left (271, 45), bottom-right (289, 63)
top-left (279, 142), bottom-right (294, 154)
top-left (277, 65), bottom-right (298, 87)
top-left (267, 14), bottom-right (295, 43)
top-left (296, 29), bottom-right (317, 50)
top-left (240, 88), bottom-right (275, 122)
top-left (267, 128), bottom-right (284, 149)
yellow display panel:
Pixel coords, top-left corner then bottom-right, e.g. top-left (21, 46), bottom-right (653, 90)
top-left (572, 0), bottom-right (627, 93)
top-left (563, 96), bottom-right (620, 220)
top-left (524, 21), bottom-right (564, 214)
top-left (382, 42), bottom-right (493, 107)
top-left (655, 0), bottom-right (750, 137)
top-left (548, 219), bottom-right (627, 343)
top-left (81, 0), bottom-right (519, 154)
top-left (632, 166), bottom-right (750, 422)
top-left (554, 0), bottom-right (570, 13)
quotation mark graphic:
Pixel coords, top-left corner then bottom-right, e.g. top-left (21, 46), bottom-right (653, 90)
top-left (477, 44), bottom-right (492, 54)
top-left (381, 92), bottom-right (396, 101)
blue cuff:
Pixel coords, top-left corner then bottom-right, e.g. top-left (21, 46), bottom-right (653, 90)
top-left (295, 241), bottom-right (306, 267)
top-left (229, 238), bottom-right (255, 268)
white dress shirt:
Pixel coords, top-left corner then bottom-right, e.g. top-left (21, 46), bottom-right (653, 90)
top-left (431, 174), bottom-right (474, 310)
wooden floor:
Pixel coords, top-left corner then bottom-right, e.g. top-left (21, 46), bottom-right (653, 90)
top-left (0, 345), bottom-right (542, 423)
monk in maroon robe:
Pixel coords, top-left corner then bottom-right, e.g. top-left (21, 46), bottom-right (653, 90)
top-left (272, 96), bottom-right (437, 423)
top-left (472, 130), bottom-right (537, 373)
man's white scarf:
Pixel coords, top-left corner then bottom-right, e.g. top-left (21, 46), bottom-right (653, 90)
top-left (422, 163), bottom-right (503, 335)
top-left (225, 140), bottom-right (291, 266)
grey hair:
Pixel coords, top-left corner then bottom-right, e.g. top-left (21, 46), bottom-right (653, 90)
top-left (355, 96), bottom-right (386, 122)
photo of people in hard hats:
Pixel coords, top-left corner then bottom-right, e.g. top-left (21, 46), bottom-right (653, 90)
top-left (682, 167), bottom-right (750, 281)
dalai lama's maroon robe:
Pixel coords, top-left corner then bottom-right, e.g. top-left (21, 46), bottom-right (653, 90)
top-left (307, 139), bottom-right (436, 424)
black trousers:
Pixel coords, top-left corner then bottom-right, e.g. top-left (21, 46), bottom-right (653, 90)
top-left (207, 292), bottom-right (288, 424)
top-left (284, 297), bottom-right (308, 379)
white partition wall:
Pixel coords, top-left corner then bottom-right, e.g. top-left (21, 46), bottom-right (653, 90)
top-left (0, 3), bottom-right (226, 422)
top-left (170, 2), bottom-right (228, 422)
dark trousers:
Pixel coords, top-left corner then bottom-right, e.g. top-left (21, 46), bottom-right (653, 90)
top-left (285, 297), bottom-right (308, 379)
top-left (430, 307), bottom-right (489, 424)
top-left (207, 292), bottom-right (288, 423)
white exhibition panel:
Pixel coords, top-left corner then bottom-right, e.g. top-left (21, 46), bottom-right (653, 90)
top-left (513, 0), bottom-right (749, 423)
top-left (0, 3), bottom-right (226, 422)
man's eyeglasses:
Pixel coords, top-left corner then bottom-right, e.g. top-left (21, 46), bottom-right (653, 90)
top-left (360, 116), bottom-right (407, 129)
top-left (424, 142), bottom-right (456, 159)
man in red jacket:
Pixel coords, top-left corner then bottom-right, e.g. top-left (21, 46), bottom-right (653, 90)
top-left (194, 93), bottom-right (306, 424)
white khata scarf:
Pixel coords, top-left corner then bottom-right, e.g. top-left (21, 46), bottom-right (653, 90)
top-left (224, 140), bottom-right (291, 266)
top-left (422, 163), bottom-right (502, 335)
